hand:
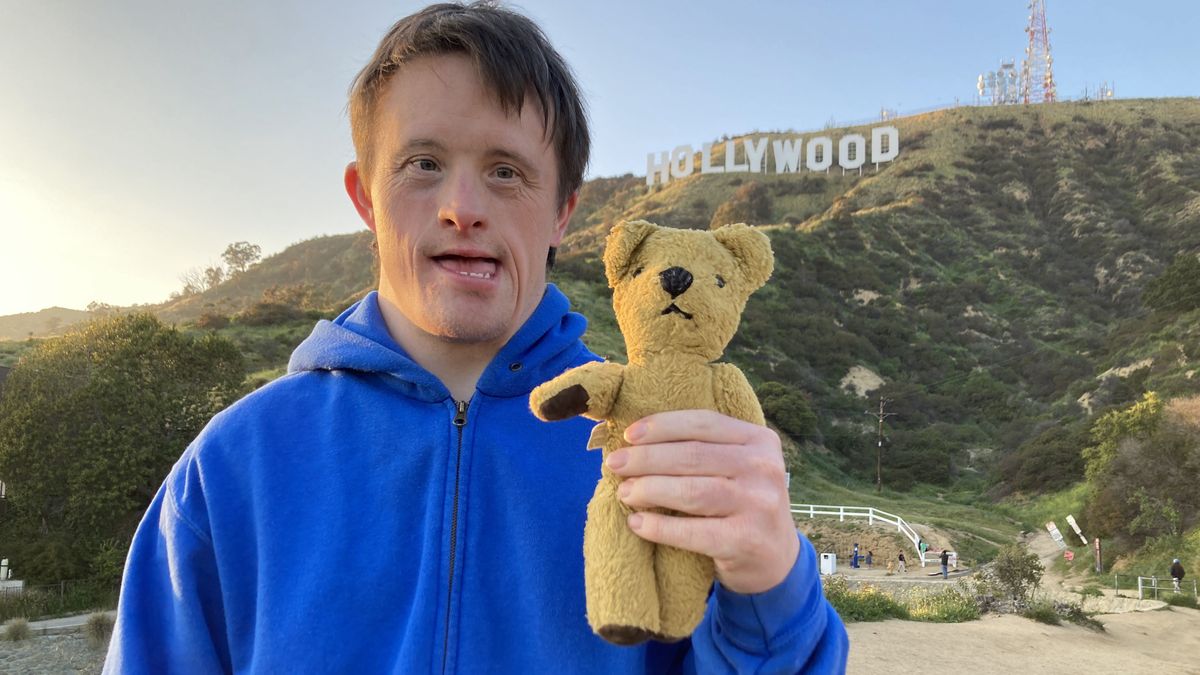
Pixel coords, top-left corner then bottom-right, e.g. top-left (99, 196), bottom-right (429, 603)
top-left (605, 410), bottom-right (799, 595)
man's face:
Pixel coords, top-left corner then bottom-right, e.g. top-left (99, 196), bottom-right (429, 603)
top-left (346, 53), bottom-right (576, 347)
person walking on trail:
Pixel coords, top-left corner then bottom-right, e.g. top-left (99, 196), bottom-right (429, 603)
top-left (919, 539), bottom-right (928, 562)
top-left (1171, 558), bottom-right (1185, 593)
top-left (852, 543), bottom-right (860, 569)
top-left (898, 551), bottom-right (907, 574)
top-left (866, 550), bottom-right (873, 569)
top-left (940, 549), bottom-right (950, 579)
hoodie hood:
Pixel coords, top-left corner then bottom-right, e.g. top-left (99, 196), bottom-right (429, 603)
top-left (287, 285), bottom-right (589, 402)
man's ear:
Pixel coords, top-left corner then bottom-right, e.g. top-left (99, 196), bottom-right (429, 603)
top-left (344, 161), bottom-right (376, 233)
top-left (603, 220), bottom-right (657, 288)
top-left (551, 190), bottom-right (580, 246)
top-left (713, 223), bottom-right (774, 290)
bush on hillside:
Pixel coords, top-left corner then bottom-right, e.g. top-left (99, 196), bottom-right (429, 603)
top-left (0, 314), bottom-right (244, 584)
top-left (1, 618), bottom-right (31, 642)
top-left (236, 301), bottom-right (306, 326)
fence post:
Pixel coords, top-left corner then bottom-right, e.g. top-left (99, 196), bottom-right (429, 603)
top-left (869, 510), bottom-right (874, 526)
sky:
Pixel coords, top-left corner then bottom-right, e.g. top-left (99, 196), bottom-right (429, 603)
top-left (1, 0), bottom-right (1197, 316)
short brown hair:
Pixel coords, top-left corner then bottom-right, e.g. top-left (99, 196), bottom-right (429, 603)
top-left (348, 2), bottom-right (590, 206)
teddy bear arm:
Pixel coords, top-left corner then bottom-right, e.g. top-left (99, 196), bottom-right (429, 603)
top-left (712, 363), bottom-right (766, 426)
top-left (530, 361), bottom-right (625, 422)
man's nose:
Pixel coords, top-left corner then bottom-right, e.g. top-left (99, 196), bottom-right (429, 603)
top-left (437, 172), bottom-right (486, 231)
top-left (659, 266), bottom-right (693, 298)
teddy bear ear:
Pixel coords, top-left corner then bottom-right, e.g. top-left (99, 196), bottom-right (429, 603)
top-left (713, 223), bottom-right (774, 290)
top-left (603, 220), bottom-right (658, 288)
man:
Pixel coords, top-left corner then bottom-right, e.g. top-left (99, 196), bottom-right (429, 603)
top-left (940, 549), bottom-right (950, 580)
top-left (1171, 558), bottom-right (1185, 593)
top-left (104, 3), bottom-right (847, 673)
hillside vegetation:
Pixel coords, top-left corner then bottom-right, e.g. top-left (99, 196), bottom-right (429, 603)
top-left (4, 98), bottom-right (1200, 569)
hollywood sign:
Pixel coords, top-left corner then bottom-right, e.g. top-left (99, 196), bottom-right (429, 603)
top-left (646, 126), bottom-right (900, 187)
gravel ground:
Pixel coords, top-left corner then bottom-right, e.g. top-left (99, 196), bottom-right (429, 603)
top-left (0, 634), bottom-right (106, 674)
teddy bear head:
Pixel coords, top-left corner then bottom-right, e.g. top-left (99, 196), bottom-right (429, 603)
top-left (602, 220), bottom-right (774, 363)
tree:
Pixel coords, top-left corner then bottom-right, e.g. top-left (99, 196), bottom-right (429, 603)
top-left (757, 381), bottom-right (819, 443)
top-left (1143, 252), bottom-right (1200, 313)
top-left (0, 314), bottom-right (244, 582)
top-left (991, 543), bottom-right (1043, 604)
top-left (204, 265), bottom-right (226, 289)
top-left (178, 267), bottom-right (206, 296)
top-left (222, 241), bottom-right (262, 276)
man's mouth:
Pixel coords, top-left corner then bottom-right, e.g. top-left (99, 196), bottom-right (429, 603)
top-left (433, 254), bottom-right (499, 280)
top-left (661, 303), bottom-right (693, 320)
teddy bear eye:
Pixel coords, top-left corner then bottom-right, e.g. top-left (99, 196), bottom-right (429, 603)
top-left (632, 266), bottom-right (644, 277)
top-left (715, 275), bottom-right (726, 288)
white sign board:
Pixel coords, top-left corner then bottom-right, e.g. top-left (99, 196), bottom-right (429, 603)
top-left (1045, 521), bottom-right (1067, 550)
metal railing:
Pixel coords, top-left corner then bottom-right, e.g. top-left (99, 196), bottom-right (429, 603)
top-left (1136, 576), bottom-right (1198, 600)
top-left (791, 503), bottom-right (952, 567)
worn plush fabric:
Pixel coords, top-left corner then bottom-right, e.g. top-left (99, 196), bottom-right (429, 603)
top-left (530, 221), bottom-right (778, 645)
top-left (104, 286), bottom-right (847, 674)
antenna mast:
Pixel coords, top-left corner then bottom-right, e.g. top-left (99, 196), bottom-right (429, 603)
top-left (1022, 0), bottom-right (1057, 103)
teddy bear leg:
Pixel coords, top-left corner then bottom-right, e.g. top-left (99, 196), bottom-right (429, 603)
top-left (585, 474), bottom-right (660, 645)
top-left (652, 545), bottom-right (715, 642)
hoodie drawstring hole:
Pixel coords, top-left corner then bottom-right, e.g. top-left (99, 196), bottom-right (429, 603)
top-left (509, 362), bottom-right (522, 372)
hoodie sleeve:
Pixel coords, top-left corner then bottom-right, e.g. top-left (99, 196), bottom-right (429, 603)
top-left (687, 535), bottom-right (849, 674)
top-left (103, 462), bottom-right (232, 674)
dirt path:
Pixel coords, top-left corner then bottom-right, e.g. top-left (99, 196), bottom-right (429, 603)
top-left (847, 607), bottom-right (1200, 674)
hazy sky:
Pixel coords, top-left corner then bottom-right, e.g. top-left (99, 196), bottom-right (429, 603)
top-left (1, 1), bottom-right (1196, 316)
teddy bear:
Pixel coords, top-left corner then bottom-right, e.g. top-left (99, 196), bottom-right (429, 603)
top-left (529, 219), bottom-right (774, 645)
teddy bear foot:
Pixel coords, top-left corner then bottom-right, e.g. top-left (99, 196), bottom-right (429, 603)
top-left (598, 624), bottom-right (655, 646)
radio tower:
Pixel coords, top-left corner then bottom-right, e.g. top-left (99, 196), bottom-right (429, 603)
top-left (1022, 0), bottom-right (1057, 103)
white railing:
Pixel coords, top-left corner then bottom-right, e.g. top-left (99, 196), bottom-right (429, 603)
top-left (1137, 576), bottom-right (1198, 600)
top-left (791, 503), bottom-right (944, 567)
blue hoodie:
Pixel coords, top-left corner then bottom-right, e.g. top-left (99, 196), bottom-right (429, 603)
top-left (105, 286), bottom-right (847, 674)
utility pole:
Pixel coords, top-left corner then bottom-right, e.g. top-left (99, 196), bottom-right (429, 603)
top-left (865, 397), bottom-right (896, 494)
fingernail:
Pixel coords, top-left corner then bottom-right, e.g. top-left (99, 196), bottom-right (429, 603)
top-left (618, 480), bottom-right (632, 499)
top-left (628, 513), bottom-right (643, 531)
top-left (606, 451), bottom-right (627, 470)
top-left (624, 423), bottom-right (644, 443)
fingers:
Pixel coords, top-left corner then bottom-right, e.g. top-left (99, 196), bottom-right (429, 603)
top-left (627, 511), bottom-right (730, 560)
top-left (606, 438), bottom-right (785, 483)
top-left (618, 476), bottom-right (737, 516)
top-left (623, 409), bottom-right (759, 446)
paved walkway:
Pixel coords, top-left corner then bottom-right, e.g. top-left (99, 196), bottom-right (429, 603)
top-left (27, 610), bottom-right (115, 636)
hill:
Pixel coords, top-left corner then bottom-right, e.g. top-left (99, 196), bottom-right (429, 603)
top-left (5, 97), bottom-right (1200, 500)
top-left (0, 307), bottom-right (91, 341)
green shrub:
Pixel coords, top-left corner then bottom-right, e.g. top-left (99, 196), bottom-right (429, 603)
top-left (235, 301), bottom-right (305, 326)
top-left (1079, 585), bottom-right (1104, 599)
top-left (1020, 598), bottom-right (1060, 625)
top-left (992, 543), bottom-right (1043, 603)
top-left (2, 617), bottom-right (32, 641)
top-left (195, 312), bottom-right (231, 330)
top-left (85, 612), bottom-right (114, 649)
top-left (1165, 593), bottom-right (1199, 609)
top-left (821, 576), bottom-right (909, 622)
top-left (906, 585), bottom-right (980, 623)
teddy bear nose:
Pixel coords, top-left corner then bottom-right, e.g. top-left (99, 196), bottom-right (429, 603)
top-left (659, 266), bottom-right (693, 298)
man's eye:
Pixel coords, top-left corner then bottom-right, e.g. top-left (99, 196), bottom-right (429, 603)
top-left (414, 158), bottom-right (438, 172)
top-left (495, 166), bottom-right (517, 180)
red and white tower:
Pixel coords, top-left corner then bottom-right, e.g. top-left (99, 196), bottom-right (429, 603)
top-left (1022, 0), bottom-right (1057, 103)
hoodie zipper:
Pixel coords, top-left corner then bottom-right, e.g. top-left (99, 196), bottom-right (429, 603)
top-left (442, 398), bottom-right (468, 675)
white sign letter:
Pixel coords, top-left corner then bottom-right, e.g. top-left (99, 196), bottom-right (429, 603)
top-left (670, 145), bottom-right (695, 179)
top-left (646, 150), bottom-right (671, 187)
top-left (807, 136), bottom-right (832, 172)
top-left (772, 138), bottom-right (803, 173)
top-left (744, 137), bottom-right (768, 173)
top-left (839, 134), bottom-right (866, 171)
top-left (872, 126), bottom-right (899, 165)
top-left (701, 142), bottom-right (724, 174)
top-left (724, 140), bottom-right (748, 173)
